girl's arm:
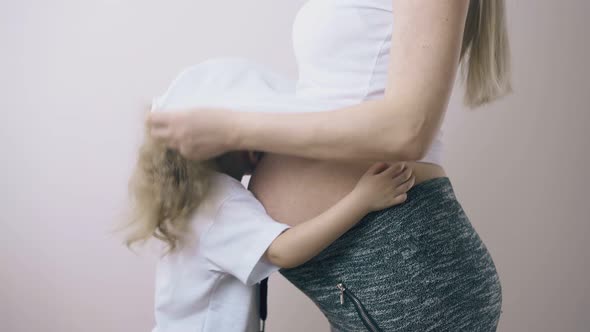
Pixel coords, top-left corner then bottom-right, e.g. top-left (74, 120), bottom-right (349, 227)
top-left (265, 162), bottom-right (414, 269)
top-left (148, 1), bottom-right (470, 161)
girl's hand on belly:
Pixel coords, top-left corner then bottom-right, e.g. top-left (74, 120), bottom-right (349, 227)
top-left (350, 162), bottom-right (415, 212)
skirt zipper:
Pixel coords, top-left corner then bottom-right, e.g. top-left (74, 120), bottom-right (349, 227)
top-left (336, 283), bottom-right (383, 332)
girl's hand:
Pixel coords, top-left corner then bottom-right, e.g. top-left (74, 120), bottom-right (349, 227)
top-left (351, 162), bottom-right (415, 212)
top-left (147, 108), bottom-right (236, 161)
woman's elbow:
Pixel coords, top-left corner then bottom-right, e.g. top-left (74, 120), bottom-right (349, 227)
top-left (400, 138), bottom-right (430, 161)
top-left (384, 127), bottom-right (431, 161)
top-left (378, 98), bottom-right (444, 161)
top-left (385, 144), bottom-right (425, 162)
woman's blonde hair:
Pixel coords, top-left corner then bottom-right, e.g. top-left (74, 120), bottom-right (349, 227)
top-left (460, 0), bottom-right (512, 107)
top-left (124, 123), bottom-right (216, 253)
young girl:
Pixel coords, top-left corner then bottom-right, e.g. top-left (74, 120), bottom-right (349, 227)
top-left (125, 63), bottom-right (415, 332)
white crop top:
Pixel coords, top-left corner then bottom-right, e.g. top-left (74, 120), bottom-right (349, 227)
top-left (153, 0), bottom-right (443, 165)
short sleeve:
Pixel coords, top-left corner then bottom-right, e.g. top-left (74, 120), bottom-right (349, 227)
top-left (202, 191), bottom-right (290, 286)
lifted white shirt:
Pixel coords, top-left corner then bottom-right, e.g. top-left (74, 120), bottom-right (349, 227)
top-left (152, 173), bottom-right (290, 332)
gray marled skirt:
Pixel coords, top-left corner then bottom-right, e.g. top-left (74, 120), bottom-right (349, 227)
top-left (280, 177), bottom-right (502, 332)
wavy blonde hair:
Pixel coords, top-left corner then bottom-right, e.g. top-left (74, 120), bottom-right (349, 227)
top-left (461, 0), bottom-right (512, 107)
top-left (124, 122), bottom-right (217, 253)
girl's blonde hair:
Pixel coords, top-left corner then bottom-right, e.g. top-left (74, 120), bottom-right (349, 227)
top-left (124, 123), bottom-right (216, 253)
top-left (460, 0), bottom-right (512, 107)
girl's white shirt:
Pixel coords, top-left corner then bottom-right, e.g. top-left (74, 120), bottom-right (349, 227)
top-left (152, 173), bottom-right (290, 332)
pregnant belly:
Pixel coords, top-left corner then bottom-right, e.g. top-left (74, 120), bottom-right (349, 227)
top-left (278, 178), bottom-right (502, 331)
top-left (248, 154), bottom-right (446, 226)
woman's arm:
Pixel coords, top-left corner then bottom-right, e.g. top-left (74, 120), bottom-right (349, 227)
top-left (265, 162), bottom-right (414, 269)
top-left (233, 0), bottom-right (470, 161)
top-left (148, 1), bottom-right (470, 161)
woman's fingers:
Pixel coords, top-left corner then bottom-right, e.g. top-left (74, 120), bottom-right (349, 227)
top-left (143, 109), bottom-right (234, 161)
top-left (147, 112), bottom-right (174, 129)
top-left (146, 113), bottom-right (183, 148)
top-left (150, 126), bottom-right (173, 142)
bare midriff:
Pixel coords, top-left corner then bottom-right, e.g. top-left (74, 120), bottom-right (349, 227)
top-left (249, 154), bottom-right (446, 226)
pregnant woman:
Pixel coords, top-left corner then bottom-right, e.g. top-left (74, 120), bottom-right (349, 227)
top-left (149, 0), bottom-right (511, 330)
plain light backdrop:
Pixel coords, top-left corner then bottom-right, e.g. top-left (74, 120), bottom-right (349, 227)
top-left (1, 0), bottom-right (589, 331)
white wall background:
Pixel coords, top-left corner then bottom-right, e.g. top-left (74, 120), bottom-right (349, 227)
top-left (1, 1), bottom-right (589, 331)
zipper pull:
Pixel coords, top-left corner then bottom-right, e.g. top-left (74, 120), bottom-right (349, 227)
top-left (336, 283), bottom-right (345, 305)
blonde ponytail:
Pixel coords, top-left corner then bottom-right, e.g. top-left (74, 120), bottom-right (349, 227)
top-left (460, 0), bottom-right (512, 108)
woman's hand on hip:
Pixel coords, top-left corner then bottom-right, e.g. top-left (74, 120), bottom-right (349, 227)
top-left (147, 108), bottom-right (236, 161)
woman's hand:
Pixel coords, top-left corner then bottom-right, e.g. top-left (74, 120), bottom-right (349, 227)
top-left (147, 108), bottom-right (236, 161)
top-left (351, 162), bottom-right (415, 212)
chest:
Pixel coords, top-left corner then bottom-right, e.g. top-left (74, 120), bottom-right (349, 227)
top-left (292, 0), bottom-right (393, 63)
